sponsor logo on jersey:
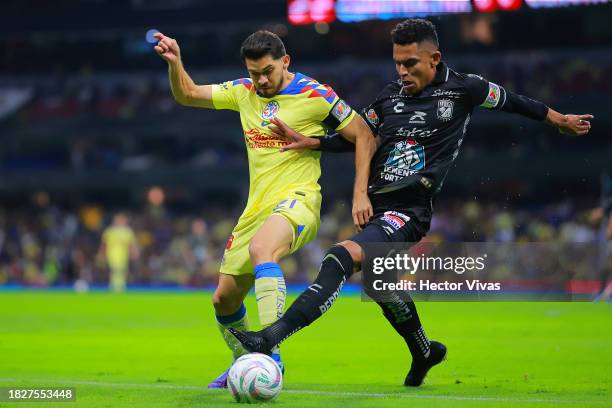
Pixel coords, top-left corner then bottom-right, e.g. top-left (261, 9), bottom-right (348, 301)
top-left (381, 211), bottom-right (410, 230)
top-left (432, 89), bottom-right (462, 98)
top-left (481, 82), bottom-right (502, 109)
top-left (366, 108), bottom-right (379, 125)
top-left (409, 111), bottom-right (427, 124)
top-left (244, 128), bottom-right (288, 149)
top-left (381, 139), bottom-right (425, 181)
top-left (331, 99), bottom-right (351, 122)
top-left (261, 100), bottom-right (280, 121)
top-left (395, 126), bottom-right (438, 139)
top-left (437, 98), bottom-right (454, 121)
top-left (385, 210), bottom-right (411, 222)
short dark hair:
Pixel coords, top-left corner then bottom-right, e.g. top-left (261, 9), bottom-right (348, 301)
top-left (391, 19), bottom-right (439, 48)
top-left (240, 30), bottom-right (286, 62)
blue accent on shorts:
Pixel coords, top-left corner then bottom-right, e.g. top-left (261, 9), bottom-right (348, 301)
top-left (297, 225), bottom-right (305, 236)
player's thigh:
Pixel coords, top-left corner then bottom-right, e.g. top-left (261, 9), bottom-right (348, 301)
top-left (272, 196), bottom-right (320, 255)
top-left (248, 214), bottom-right (294, 263)
top-left (346, 210), bottom-right (424, 266)
top-left (219, 217), bottom-right (262, 277)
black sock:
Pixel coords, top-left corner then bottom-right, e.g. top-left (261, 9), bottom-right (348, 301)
top-left (373, 290), bottom-right (431, 360)
top-left (262, 245), bottom-right (354, 347)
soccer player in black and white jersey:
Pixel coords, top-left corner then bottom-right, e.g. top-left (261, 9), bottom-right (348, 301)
top-left (228, 19), bottom-right (593, 386)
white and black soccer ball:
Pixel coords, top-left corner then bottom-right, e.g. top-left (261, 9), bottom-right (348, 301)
top-left (227, 353), bottom-right (283, 403)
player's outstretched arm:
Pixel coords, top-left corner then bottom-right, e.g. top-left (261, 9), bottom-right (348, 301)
top-left (466, 74), bottom-right (593, 136)
top-left (154, 32), bottom-right (214, 109)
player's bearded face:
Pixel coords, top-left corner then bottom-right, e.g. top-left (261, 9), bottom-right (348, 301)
top-left (393, 42), bottom-right (441, 95)
top-left (245, 54), bottom-right (289, 97)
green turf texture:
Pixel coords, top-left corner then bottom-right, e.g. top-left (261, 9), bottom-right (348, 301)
top-left (0, 292), bottom-right (610, 407)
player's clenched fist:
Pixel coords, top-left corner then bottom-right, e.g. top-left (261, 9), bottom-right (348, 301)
top-left (153, 32), bottom-right (181, 64)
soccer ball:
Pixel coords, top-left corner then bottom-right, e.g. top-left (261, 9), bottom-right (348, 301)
top-left (227, 353), bottom-right (283, 403)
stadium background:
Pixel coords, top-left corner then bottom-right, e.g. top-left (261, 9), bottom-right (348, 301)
top-left (1, 0), bottom-right (610, 289)
top-left (1, 1), bottom-right (612, 407)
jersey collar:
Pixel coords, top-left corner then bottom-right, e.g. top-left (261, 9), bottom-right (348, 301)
top-left (431, 61), bottom-right (450, 85)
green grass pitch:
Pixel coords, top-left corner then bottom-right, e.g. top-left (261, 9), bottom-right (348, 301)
top-left (0, 292), bottom-right (610, 407)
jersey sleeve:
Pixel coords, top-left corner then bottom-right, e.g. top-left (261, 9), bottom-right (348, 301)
top-left (321, 93), bottom-right (357, 132)
top-left (462, 73), bottom-right (506, 110)
top-left (462, 73), bottom-right (548, 121)
top-left (361, 102), bottom-right (383, 134)
top-left (211, 80), bottom-right (242, 111)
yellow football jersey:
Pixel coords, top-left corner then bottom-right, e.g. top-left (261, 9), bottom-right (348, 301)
top-left (211, 72), bottom-right (356, 220)
top-left (102, 226), bottom-right (135, 267)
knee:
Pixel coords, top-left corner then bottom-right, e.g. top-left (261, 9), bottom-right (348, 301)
top-left (321, 244), bottom-right (357, 280)
top-left (338, 240), bottom-right (363, 264)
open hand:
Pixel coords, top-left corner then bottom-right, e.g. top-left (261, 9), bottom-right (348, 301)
top-left (269, 117), bottom-right (320, 152)
top-left (352, 192), bottom-right (373, 231)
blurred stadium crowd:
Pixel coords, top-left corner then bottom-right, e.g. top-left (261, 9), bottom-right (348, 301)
top-left (2, 50), bottom-right (610, 172)
top-left (0, 195), bottom-right (604, 287)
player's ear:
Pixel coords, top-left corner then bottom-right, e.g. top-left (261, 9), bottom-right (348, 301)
top-left (282, 54), bottom-right (290, 70)
top-left (430, 51), bottom-right (441, 68)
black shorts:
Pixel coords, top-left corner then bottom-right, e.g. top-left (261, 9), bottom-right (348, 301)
top-left (350, 210), bottom-right (425, 245)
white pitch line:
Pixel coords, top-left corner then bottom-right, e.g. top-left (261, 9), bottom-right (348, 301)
top-left (0, 378), bottom-right (601, 405)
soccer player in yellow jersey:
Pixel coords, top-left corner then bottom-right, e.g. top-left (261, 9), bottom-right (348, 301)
top-left (153, 30), bottom-right (375, 388)
top-left (98, 213), bottom-right (139, 293)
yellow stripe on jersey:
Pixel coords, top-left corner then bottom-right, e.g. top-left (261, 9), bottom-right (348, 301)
top-left (211, 72), bottom-right (356, 218)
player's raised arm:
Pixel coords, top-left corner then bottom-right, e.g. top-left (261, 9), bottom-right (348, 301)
top-left (154, 32), bottom-right (214, 109)
top-left (464, 73), bottom-right (593, 136)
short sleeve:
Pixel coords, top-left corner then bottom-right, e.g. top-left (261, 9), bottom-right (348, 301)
top-left (211, 80), bottom-right (242, 111)
top-left (463, 73), bottom-right (506, 110)
top-left (324, 98), bottom-right (357, 131)
top-left (361, 102), bottom-right (382, 134)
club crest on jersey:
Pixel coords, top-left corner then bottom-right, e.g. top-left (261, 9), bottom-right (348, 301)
top-left (261, 100), bottom-right (280, 121)
top-left (331, 99), bottom-right (351, 122)
top-left (366, 108), bottom-right (379, 126)
top-left (437, 98), bottom-right (454, 121)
